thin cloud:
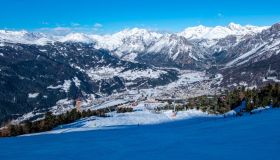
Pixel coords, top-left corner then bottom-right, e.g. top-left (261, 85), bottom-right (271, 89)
top-left (94, 23), bottom-right (103, 28)
top-left (35, 24), bottom-right (104, 35)
top-left (36, 27), bottom-right (72, 35)
top-left (92, 23), bottom-right (103, 32)
top-left (71, 23), bottom-right (81, 27)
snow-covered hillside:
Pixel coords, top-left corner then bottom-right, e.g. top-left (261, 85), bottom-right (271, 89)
top-left (1, 108), bottom-right (279, 160)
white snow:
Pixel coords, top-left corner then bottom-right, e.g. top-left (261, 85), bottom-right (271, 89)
top-left (120, 69), bottom-right (166, 81)
top-left (122, 52), bottom-right (138, 62)
top-left (28, 93), bottom-right (39, 98)
top-left (35, 108), bottom-right (211, 135)
top-left (47, 80), bottom-right (72, 92)
top-left (24, 105), bottom-right (275, 136)
top-left (90, 28), bottom-right (163, 59)
top-left (5, 108), bottom-right (280, 160)
top-left (50, 98), bottom-right (75, 115)
top-left (86, 67), bottom-right (166, 81)
top-left (0, 23), bottom-right (268, 62)
top-left (86, 67), bottom-right (124, 80)
top-left (84, 109), bottom-right (208, 129)
top-left (146, 34), bottom-right (194, 60)
top-left (11, 111), bottom-right (44, 124)
top-left (224, 106), bottom-right (271, 116)
top-left (39, 49), bottom-right (47, 52)
top-left (62, 80), bottom-right (72, 92)
top-left (251, 106), bottom-right (271, 113)
top-left (59, 33), bottom-right (94, 43)
top-left (140, 70), bottom-right (218, 99)
top-left (225, 43), bottom-right (267, 67)
top-left (72, 77), bottom-right (81, 87)
top-left (0, 30), bottom-right (54, 45)
top-left (178, 23), bottom-right (268, 40)
top-left (93, 99), bottom-right (128, 110)
top-left (178, 25), bottom-right (211, 39)
top-left (47, 84), bottom-right (63, 89)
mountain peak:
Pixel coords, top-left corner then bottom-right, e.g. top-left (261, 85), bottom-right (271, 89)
top-left (179, 23), bottom-right (267, 40)
top-left (228, 22), bottom-right (242, 30)
top-left (60, 33), bottom-right (94, 43)
top-left (270, 22), bottom-right (280, 31)
top-left (115, 28), bottom-right (151, 36)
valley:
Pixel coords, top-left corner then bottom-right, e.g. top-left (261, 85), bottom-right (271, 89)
top-left (0, 22), bottom-right (280, 132)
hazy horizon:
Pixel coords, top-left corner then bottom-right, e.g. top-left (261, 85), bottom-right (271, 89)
top-left (1, 0), bottom-right (280, 34)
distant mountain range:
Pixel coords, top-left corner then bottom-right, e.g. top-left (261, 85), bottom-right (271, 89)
top-left (0, 22), bottom-right (279, 122)
top-left (0, 23), bottom-right (271, 69)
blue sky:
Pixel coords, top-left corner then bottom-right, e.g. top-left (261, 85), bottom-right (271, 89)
top-left (0, 0), bottom-right (280, 34)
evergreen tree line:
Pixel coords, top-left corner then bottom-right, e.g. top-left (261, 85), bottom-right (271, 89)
top-left (0, 108), bottom-right (109, 137)
top-left (116, 107), bottom-right (134, 113)
top-left (182, 83), bottom-right (280, 114)
top-left (161, 104), bottom-right (188, 112)
top-left (218, 83), bottom-right (280, 113)
top-left (187, 95), bottom-right (219, 114)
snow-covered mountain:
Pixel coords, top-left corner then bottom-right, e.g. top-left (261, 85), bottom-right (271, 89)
top-left (224, 23), bottom-right (280, 67)
top-left (0, 22), bottom-right (277, 76)
top-left (59, 33), bottom-right (94, 43)
top-left (0, 30), bottom-right (53, 45)
top-left (136, 34), bottom-right (207, 69)
top-left (92, 28), bottom-right (162, 53)
top-left (91, 23), bottom-right (267, 64)
top-left (213, 22), bottom-right (280, 87)
top-left (0, 23), bottom-right (268, 67)
top-left (178, 23), bottom-right (268, 40)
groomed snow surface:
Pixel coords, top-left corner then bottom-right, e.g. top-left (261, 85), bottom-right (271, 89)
top-left (39, 107), bottom-right (211, 135)
top-left (1, 108), bottom-right (279, 160)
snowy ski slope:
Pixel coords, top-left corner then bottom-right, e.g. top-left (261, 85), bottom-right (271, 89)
top-left (0, 108), bottom-right (279, 160)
